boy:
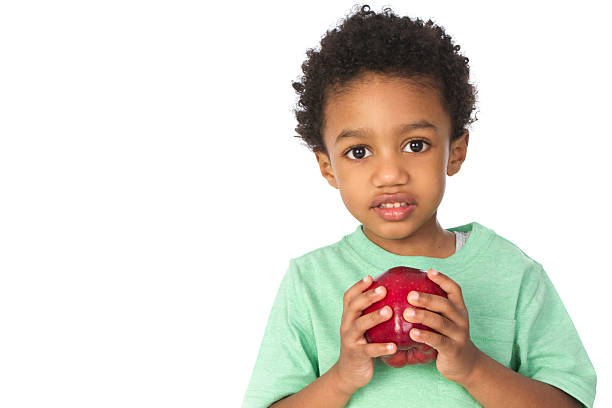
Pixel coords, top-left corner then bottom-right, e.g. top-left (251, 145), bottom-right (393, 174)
top-left (243, 5), bottom-right (596, 407)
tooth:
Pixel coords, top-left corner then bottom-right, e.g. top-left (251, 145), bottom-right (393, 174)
top-left (378, 202), bottom-right (409, 208)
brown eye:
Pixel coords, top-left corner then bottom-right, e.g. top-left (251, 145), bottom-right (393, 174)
top-left (345, 145), bottom-right (371, 160)
top-left (405, 140), bottom-right (431, 153)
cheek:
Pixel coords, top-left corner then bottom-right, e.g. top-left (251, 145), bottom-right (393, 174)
top-left (335, 177), bottom-right (371, 213)
top-left (334, 163), bottom-right (360, 189)
top-left (338, 184), bottom-right (362, 207)
top-left (430, 154), bottom-right (448, 185)
top-left (414, 165), bottom-right (446, 201)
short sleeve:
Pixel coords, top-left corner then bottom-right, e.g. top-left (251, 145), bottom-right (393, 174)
top-left (514, 263), bottom-right (597, 408)
top-left (242, 259), bottom-right (319, 408)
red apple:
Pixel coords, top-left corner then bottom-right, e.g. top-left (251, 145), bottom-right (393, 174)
top-left (363, 266), bottom-right (448, 368)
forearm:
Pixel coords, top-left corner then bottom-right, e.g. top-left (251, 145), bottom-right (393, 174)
top-left (269, 364), bottom-right (352, 408)
top-left (460, 351), bottom-right (580, 408)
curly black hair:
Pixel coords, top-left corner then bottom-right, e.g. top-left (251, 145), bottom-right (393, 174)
top-left (292, 4), bottom-right (478, 155)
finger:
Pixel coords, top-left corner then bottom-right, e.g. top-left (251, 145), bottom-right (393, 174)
top-left (362, 342), bottom-right (397, 358)
top-left (425, 268), bottom-right (468, 311)
top-left (406, 291), bottom-right (466, 328)
top-left (345, 283), bottom-right (388, 325)
top-left (347, 304), bottom-right (393, 342)
top-left (409, 327), bottom-right (454, 354)
top-left (342, 275), bottom-right (374, 320)
top-left (403, 307), bottom-right (463, 341)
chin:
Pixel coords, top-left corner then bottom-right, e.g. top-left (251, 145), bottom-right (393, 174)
top-left (365, 222), bottom-right (416, 240)
top-left (385, 215), bottom-right (429, 234)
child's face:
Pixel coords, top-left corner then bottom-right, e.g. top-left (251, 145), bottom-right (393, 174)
top-left (315, 72), bottom-right (468, 254)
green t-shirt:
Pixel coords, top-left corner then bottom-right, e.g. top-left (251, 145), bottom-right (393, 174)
top-left (242, 222), bottom-right (597, 407)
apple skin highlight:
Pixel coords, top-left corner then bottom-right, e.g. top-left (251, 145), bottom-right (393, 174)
top-left (363, 266), bottom-right (448, 368)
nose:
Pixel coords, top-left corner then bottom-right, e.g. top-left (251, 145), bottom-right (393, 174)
top-left (371, 153), bottom-right (409, 187)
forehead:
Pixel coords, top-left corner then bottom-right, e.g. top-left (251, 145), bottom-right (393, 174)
top-left (322, 73), bottom-right (451, 145)
top-left (328, 72), bottom-right (442, 100)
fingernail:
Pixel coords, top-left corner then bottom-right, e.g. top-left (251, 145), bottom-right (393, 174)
top-left (380, 306), bottom-right (390, 316)
top-left (405, 308), bottom-right (415, 317)
top-left (409, 291), bottom-right (419, 301)
top-left (375, 286), bottom-right (384, 294)
top-left (430, 269), bottom-right (439, 276)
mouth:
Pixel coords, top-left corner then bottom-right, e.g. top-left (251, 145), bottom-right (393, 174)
top-left (372, 203), bottom-right (416, 221)
top-left (370, 193), bottom-right (417, 209)
top-left (374, 202), bottom-right (412, 209)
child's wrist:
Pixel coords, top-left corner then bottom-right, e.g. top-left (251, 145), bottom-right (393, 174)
top-left (455, 349), bottom-right (487, 389)
top-left (329, 363), bottom-right (359, 397)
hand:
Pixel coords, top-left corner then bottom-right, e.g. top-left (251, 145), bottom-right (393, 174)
top-left (402, 268), bottom-right (483, 384)
top-left (334, 275), bottom-right (397, 395)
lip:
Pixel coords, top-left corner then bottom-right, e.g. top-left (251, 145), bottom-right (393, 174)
top-left (373, 203), bottom-right (416, 221)
top-left (371, 193), bottom-right (417, 208)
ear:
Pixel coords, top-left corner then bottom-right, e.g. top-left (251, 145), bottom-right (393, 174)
top-left (447, 129), bottom-right (469, 177)
top-left (315, 150), bottom-right (339, 189)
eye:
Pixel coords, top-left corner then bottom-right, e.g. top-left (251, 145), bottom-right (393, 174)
top-left (344, 145), bottom-right (372, 160)
top-left (405, 139), bottom-right (431, 153)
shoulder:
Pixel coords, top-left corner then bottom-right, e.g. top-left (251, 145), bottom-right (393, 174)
top-left (468, 222), bottom-right (546, 300)
top-left (293, 239), bottom-right (345, 263)
top-left (475, 221), bottom-right (543, 273)
top-left (281, 232), bottom-right (364, 300)
top-left (288, 235), bottom-right (351, 276)
top-left (458, 223), bottom-right (546, 317)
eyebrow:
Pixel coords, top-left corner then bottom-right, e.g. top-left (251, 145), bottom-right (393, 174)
top-left (334, 120), bottom-right (438, 145)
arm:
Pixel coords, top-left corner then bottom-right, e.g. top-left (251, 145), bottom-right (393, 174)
top-left (271, 275), bottom-right (398, 408)
top-left (459, 350), bottom-right (581, 408)
top-left (269, 363), bottom-right (352, 408)
top-left (403, 269), bottom-right (583, 408)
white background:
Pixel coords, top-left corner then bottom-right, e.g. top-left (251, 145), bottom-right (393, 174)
top-left (0, 0), bottom-right (609, 407)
